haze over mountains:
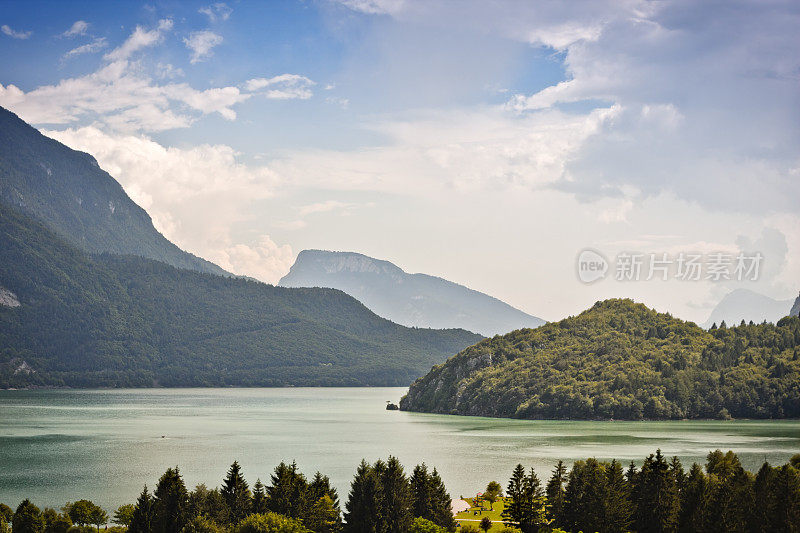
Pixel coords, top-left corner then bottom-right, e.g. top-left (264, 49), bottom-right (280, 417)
top-left (279, 249), bottom-right (546, 336)
top-left (703, 288), bottom-right (798, 328)
top-left (0, 107), bottom-right (482, 387)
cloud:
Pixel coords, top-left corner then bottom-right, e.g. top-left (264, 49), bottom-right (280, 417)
top-left (1, 24), bottom-right (31, 39)
top-left (184, 30), bottom-right (223, 64)
top-left (199, 3), bottom-right (233, 23)
top-left (43, 126), bottom-right (289, 282)
top-left (62, 37), bottom-right (107, 60)
top-left (338, 0), bottom-right (406, 16)
top-left (244, 74), bottom-right (316, 99)
top-left (207, 236), bottom-right (294, 284)
top-left (104, 19), bottom-right (173, 62)
top-left (62, 20), bottom-right (89, 38)
top-left (0, 59), bottom-right (250, 131)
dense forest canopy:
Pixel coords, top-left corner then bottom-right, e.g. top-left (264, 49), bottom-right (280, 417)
top-left (0, 205), bottom-right (481, 388)
top-left (401, 299), bottom-right (800, 420)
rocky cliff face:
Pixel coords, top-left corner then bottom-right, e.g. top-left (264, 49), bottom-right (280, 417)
top-left (791, 292), bottom-right (800, 318)
top-left (279, 249), bottom-right (545, 336)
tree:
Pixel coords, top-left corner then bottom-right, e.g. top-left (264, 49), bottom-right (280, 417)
top-left (266, 462), bottom-right (307, 520)
top-left (502, 465), bottom-right (546, 533)
top-left (410, 464), bottom-right (432, 519)
top-left (113, 505), bottom-right (135, 527)
top-left (545, 461), bottom-right (566, 528)
top-left (479, 517), bottom-right (491, 532)
top-left (12, 500), bottom-right (44, 533)
top-left (89, 506), bottom-right (108, 533)
top-left (252, 480), bottom-right (268, 515)
top-left (428, 468), bottom-right (457, 531)
top-left (343, 460), bottom-right (381, 533)
top-left (604, 459), bottom-right (632, 533)
top-left (235, 513), bottom-right (308, 533)
top-left (632, 450), bottom-right (678, 533)
top-left (678, 463), bottom-right (706, 532)
top-left (221, 461), bottom-right (252, 525)
top-left (483, 481), bottom-right (503, 511)
top-left (307, 473), bottom-right (342, 532)
top-left (1, 505), bottom-right (13, 525)
top-left (379, 456), bottom-right (412, 533)
top-left (42, 510), bottom-right (70, 533)
top-left (188, 485), bottom-right (227, 525)
top-left (408, 518), bottom-right (448, 533)
top-left (180, 516), bottom-right (225, 533)
top-left (129, 486), bottom-right (154, 533)
top-left (153, 467), bottom-right (189, 533)
top-left (65, 501), bottom-right (96, 527)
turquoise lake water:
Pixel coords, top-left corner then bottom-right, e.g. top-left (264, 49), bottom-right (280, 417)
top-left (1, 387), bottom-right (798, 511)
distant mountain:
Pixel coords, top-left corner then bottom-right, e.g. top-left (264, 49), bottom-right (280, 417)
top-left (0, 204), bottom-right (482, 388)
top-left (279, 250), bottom-right (545, 336)
top-left (400, 299), bottom-right (800, 420)
top-left (791, 293), bottom-right (800, 318)
top-left (0, 106), bottom-right (227, 276)
top-left (702, 288), bottom-right (795, 328)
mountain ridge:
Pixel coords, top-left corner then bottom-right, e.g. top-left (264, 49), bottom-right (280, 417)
top-left (279, 249), bottom-right (545, 336)
top-left (702, 288), bottom-right (795, 328)
top-left (0, 105), bottom-right (228, 276)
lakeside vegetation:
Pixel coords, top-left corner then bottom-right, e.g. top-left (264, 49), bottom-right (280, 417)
top-left (2, 450), bottom-right (798, 533)
top-left (401, 299), bottom-right (800, 420)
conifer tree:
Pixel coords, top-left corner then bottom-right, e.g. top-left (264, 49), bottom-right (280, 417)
top-left (379, 456), bottom-right (412, 533)
top-left (678, 464), bottom-right (706, 533)
top-left (604, 459), bottom-right (632, 533)
top-left (152, 467), bottom-right (189, 533)
top-left (343, 460), bottom-right (381, 533)
top-left (266, 462), bottom-right (308, 520)
top-left (632, 450), bottom-right (678, 533)
top-left (410, 464), bottom-right (432, 520)
top-left (129, 486), bottom-right (154, 533)
top-left (221, 461), bottom-right (251, 525)
top-left (545, 461), bottom-right (566, 528)
top-left (251, 480), bottom-right (267, 515)
top-left (428, 468), bottom-right (456, 531)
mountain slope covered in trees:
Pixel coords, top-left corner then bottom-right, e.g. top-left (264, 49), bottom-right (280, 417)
top-left (0, 205), bottom-right (482, 388)
top-left (0, 106), bottom-right (227, 276)
top-left (400, 299), bottom-right (800, 420)
top-left (279, 250), bottom-right (545, 336)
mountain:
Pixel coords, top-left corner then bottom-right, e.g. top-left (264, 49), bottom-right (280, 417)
top-left (279, 250), bottom-right (545, 336)
top-left (791, 293), bottom-right (800, 318)
top-left (0, 106), bottom-right (227, 276)
top-left (0, 204), bottom-right (482, 388)
top-left (702, 288), bottom-right (795, 328)
top-left (400, 299), bottom-right (800, 420)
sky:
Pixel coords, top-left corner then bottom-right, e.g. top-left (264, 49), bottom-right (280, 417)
top-left (1, 0), bottom-right (798, 323)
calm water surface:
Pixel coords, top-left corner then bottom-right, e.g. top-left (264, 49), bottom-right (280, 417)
top-left (1, 388), bottom-right (798, 511)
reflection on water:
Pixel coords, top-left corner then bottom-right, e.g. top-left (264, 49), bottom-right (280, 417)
top-left (1, 387), bottom-right (798, 510)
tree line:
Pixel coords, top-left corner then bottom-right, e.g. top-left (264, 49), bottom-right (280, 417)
top-left (2, 450), bottom-right (798, 533)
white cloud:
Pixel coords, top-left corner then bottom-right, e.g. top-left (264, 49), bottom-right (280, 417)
top-left (104, 19), bottom-right (173, 62)
top-left (62, 20), bottom-right (89, 38)
top-left (62, 37), bottom-right (107, 60)
top-left (1, 24), bottom-right (31, 39)
top-left (42, 126), bottom-right (289, 282)
top-left (0, 59), bottom-right (250, 131)
top-left (244, 74), bottom-right (316, 100)
top-left (207, 236), bottom-right (294, 284)
top-left (199, 3), bottom-right (233, 23)
top-left (338, 0), bottom-right (406, 16)
top-left (184, 30), bottom-right (223, 64)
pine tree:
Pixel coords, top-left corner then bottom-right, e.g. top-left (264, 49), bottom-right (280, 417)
top-left (545, 461), bottom-right (566, 528)
top-left (343, 460), bottom-right (381, 533)
top-left (632, 450), bottom-right (678, 533)
top-left (152, 467), bottom-right (189, 533)
top-left (678, 464), bottom-right (706, 532)
top-left (604, 459), bottom-right (632, 533)
top-left (428, 468), bottom-right (457, 531)
top-left (308, 472), bottom-right (342, 532)
top-left (379, 456), bottom-right (412, 533)
top-left (502, 465), bottom-right (545, 533)
top-left (410, 464), bottom-right (432, 520)
top-left (252, 479), bottom-right (267, 515)
top-left (266, 461), bottom-right (308, 520)
top-left (220, 461), bottom-right (251, 525)
top-left (752, 463), bottom-right (775, 532)
top-left (129, 486), bottom-right (154, 533)
top-left (502, 464), bottom-right (528, 529)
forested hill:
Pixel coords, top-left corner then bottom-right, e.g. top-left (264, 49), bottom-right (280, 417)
top-left (0, 106), bottom-right (227, 276)
top-left (400, 299), bottom-right (800, 420)
top-left (0, 205), bottom-right (482, 388)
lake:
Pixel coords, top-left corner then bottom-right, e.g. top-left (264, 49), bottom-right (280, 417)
top-left (1, 387), bottom-right (798, 512)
